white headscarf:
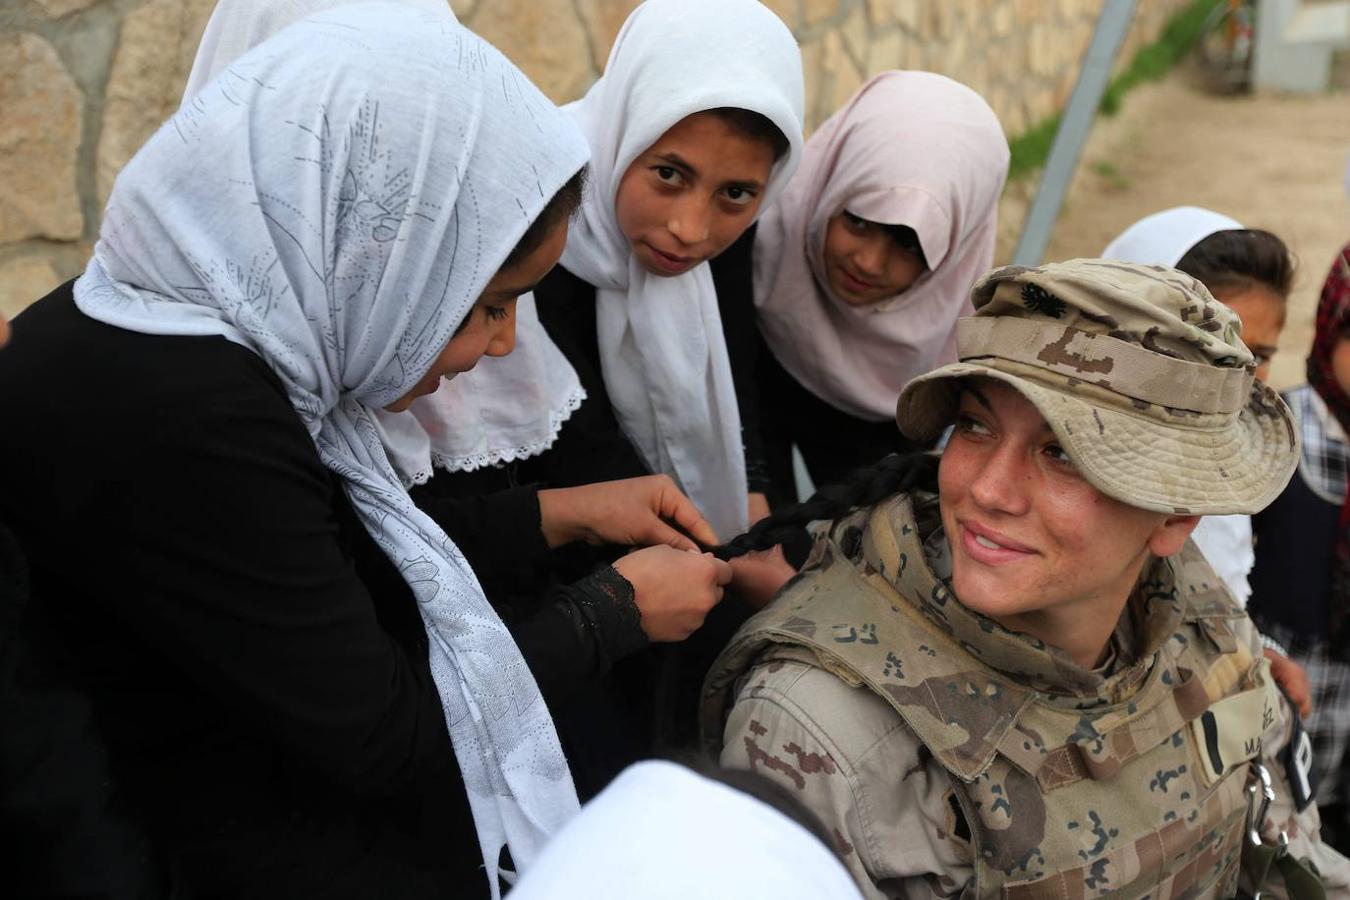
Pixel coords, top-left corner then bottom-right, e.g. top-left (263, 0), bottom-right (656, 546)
top-left (754, 71), bottom-right (1008, 423)
top-left (1102, 206), bottom-right (1252, 606)
top-left (181, 0), bottom-right (450, 102)
top-left (561, 0), bottom-right (805, 540)
top-left (1101, 205), bottom-right (1243, 266)
top-left (76, 6), bottom-right (589, 892)
top-left (509, 761), bottom-right (865, 899)
top-left (182, 0), bottom-right (586, 484)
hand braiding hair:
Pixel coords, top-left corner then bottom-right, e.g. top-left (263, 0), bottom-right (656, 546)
top-left (709, 452), bottom-right (940, 560)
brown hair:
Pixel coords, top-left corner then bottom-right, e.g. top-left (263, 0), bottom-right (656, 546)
top-left (502, 165), bottom-right (588, 268)
top-left (1175, 228), bottom-right (1295, 300)
top-left (705, 107), bottom-right (791, 162)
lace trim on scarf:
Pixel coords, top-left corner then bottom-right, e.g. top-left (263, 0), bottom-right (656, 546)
top-left (431, 385), bottom-right (586, 474)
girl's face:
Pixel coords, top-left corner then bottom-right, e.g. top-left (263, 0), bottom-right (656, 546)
top-left (384, 216), bottom-right (570, 412)
top-left (1332, 334), bottom-right (1350, 398)
top-left (1211, 282), bottom-right (1285, 383)
top-left (614, 110), bottom-right (776, 277)
top-left (822, 211), bottom-right (926, 306)
top-left (938, 379), bottom-right (1197, 665)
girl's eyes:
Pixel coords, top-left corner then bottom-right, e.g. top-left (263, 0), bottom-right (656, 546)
top-left (843, 211), bottom-right (868, 231)
top-left (723, 186), bottom-right (756, 206)
top-left (653, 165), bottom-right (682, 186)
top-left (484, 305), bottom-right (509, 322)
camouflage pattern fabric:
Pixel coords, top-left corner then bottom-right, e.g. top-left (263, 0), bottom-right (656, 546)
top-left (896, 260), bottom-right (1298, 516)
top-left (703, 494), bottom-right (1350, 900)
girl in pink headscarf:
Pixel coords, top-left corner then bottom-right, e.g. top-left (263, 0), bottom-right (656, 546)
top-left (726, 71), bottom-right (1008, 505)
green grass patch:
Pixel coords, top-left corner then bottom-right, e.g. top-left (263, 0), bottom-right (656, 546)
top-left (1007, 0), bottom-right (1224, 180)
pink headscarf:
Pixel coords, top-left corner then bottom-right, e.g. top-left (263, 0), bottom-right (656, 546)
top-left (753, 71), bottom-right (1009, 422)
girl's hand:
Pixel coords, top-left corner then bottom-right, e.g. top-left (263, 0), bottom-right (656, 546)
top-left (613, 546), bottom-right (734, 642)
top-left (728, 545), bottom-right (796, 611)
top-left (1264, 647), bottom-right (1312, 718)
top-left (538, 475), bottom-right (718, 551)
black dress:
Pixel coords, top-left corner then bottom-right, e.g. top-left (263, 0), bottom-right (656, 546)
top-left (1, 517), bottom-right (167, 899)
top-left (0, 283), bottom-right (640, 898)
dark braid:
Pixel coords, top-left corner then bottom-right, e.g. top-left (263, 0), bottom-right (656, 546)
top-left (711, 452), bottom-right (940, 560)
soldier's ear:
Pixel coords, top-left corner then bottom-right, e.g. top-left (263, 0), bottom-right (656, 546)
top-left (1146, 514), bottom-right (1200, 559)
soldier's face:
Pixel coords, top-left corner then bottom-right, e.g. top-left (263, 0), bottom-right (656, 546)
top-left (938, 380), bottom-right (1198, 666)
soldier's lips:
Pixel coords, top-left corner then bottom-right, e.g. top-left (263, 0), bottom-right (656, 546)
top-left (958, 521), bottom-right (1036, 565)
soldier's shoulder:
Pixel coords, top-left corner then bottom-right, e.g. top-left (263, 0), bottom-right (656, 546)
top-left (739, 644), bottom-right (918, 763)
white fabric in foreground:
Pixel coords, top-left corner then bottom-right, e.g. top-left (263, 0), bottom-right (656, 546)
top-left (754, 71), bottom-right (1009, 422)
top-left (561, 0), bottom-right (805, 540)
top-left (181, 0), bottom-right (585, 482)
top-left (1102, 205), bottom-right (1252, 605)
top-left (77, 7), bottom-right (589, 893)
top-left (509, 761), bottom-right (865, 899)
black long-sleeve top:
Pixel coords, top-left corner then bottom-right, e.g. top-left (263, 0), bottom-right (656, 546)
top-left (0, 283), bottom-right (636, 897)
top-left (526, 258), bottom-right (774, 494)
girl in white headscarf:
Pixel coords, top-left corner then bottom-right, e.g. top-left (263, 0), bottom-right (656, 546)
top-left (1103, 206), bottom-right (1311, 721)
top-left (1103, 206), bottom-right (1293, 608)
top-left (0, 7), bottom-right (611, 896)
top-left (184, 0), bottom-right (590, 488)
top-left (529, 0), bottom-right (805, 542)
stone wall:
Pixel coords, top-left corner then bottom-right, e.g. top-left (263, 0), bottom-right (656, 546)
top-left (0, 0), bottom-right (1190, 316)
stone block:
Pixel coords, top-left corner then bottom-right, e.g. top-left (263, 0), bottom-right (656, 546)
top-left (1027, 22), bottom-right (1056, 76)
top-left (841, 2), bottom-right (868, 63)
top-left (760, 0), bottom-right (800, 27)
top-left (803, 0), bottom-right (838, 27)
top-left (800, 38), bottom-right (824, 126)
top-left (945, 27), bottom-right (970, 70)
top-left (990, 1), bottom-right (1014, 37)
top-left (822, 28), bottom-right (866, 115)
top-left (471, 0), bottom-right (595, 103)
top-left (33, 0), bottom-right (101, 17)
top-left (0, 32), bottom-right (83, 243)
top-left (929, 0), bottom-right (956, 39)
top-left (865, 0), bottom-right (895, 26)
top-left (866, 28), bottom-right (905, 73)
top-left (1014, 0), bottom-right (1041, 27)
top-left (96, 0), bottom-right (218, 207)
top-left (575, 0), bottom-right (640, 72)
top-left (0, 255), bottom-right (63, 320)
top-left (894, 0), bottom-right (922, 32)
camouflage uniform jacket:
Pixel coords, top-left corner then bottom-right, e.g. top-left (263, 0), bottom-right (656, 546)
top-left (702, 493), bottom-right (1350, 900)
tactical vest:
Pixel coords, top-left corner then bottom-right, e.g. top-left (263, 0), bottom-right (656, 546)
top-left (704, 494), bottom-right (1278, 900)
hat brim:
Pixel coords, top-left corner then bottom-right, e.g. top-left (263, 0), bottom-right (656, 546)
top-left (896, 363), bottom-right (1298, 516)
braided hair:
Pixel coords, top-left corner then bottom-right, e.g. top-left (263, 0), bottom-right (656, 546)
top-left (711, 452), bottom-right (940, 560)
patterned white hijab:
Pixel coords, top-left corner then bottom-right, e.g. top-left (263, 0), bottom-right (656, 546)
top-left (561, 0), bottom-right (805, 540)
top-left (75, 6), bottom-right (589, 893)
top-left (181, 0), bottom-right (586, 483)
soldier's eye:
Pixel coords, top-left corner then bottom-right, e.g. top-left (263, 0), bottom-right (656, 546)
top-left (955, 413), bottom-right (991, 437)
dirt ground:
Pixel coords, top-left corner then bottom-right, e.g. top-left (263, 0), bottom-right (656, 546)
top-left (1025, 67), bottom-right (1350, 391)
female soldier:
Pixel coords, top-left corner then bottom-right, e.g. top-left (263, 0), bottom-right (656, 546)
top-left (704, 260), bottom-right (1350, 898)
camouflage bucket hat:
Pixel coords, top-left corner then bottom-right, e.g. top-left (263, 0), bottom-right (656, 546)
top-left (896, 259), bottom-right (1298, 515)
